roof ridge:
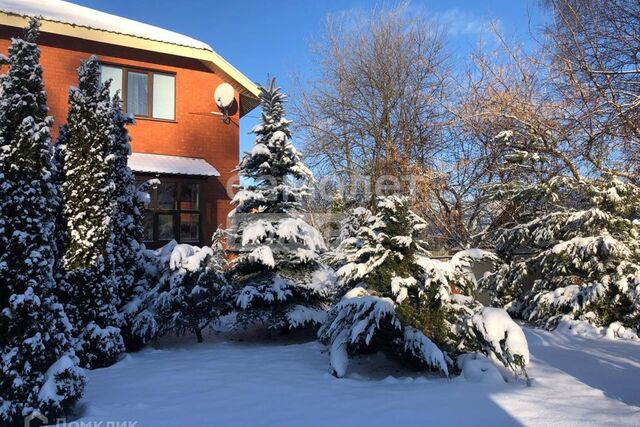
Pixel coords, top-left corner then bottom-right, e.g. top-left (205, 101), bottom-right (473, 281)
top-left (0, 0), bottom-right (212, 51)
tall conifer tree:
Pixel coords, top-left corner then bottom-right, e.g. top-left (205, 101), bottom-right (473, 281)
top-left (0, 19), bottom-right (85, 424)
top-left (60, 56), bottom-right (124, 368)
top-left (107, 94), bottom-right (151, 350)
top-left (228, 79), bottom-right (332, 331)
top-left (110, 95), bottom-right (138, 302)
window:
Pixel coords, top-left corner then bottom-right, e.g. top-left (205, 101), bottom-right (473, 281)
top-left (127, 71), bottom-right (148, 116)
top-left (100, 65), bottom-right (122, 97)
top-left (138, 178), bottom-right (201, 245)
top-left (100, 65), bottom-right (175, 120)
top-left (152, 74), bottom-right (176, 120)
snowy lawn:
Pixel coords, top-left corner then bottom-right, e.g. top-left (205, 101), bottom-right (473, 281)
top-left (68, 327), bottom-right (640, 427)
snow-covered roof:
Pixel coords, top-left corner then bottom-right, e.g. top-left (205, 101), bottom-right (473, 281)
top-left (0, 0), bottom-right (211, 50)
top-left (0, 0), bottom-right (261, 115)
top-left (129, 152), bottom-right (220, 177)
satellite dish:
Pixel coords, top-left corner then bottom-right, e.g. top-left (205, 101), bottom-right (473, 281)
top-left (214, 83), bottom-right (235, 109)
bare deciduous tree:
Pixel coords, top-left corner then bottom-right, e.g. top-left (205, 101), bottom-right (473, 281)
top-left (544, 0), bottom-right (640, 181)
top-left (295, 0), bottom-right (640, 250)
top-left (293, 3), bottom-right (449, 194)
top-left (294, 4), bottom-right (514, 250)
top-left (450, 0), bottom-right (640, 242)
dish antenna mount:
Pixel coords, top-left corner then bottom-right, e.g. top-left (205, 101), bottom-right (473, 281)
top-left (214, 83), bottom-right (235, 124)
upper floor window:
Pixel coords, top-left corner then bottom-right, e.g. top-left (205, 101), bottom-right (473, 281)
top-left (100, 65), bottom-right (176, 121)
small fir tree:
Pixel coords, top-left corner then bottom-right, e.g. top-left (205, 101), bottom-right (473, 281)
top-left (482, 137), bottom-right (640, 335)
top-left (320, 196), bottom-right (527, 377)
top-left (0, 19), bottom-right (85, 424)
top-left (326, 205), bottom-right (374, 267)
top-left (211, 226), bottom-right (230, 273)
top-left (60, 55), bottom-right (124, 368)
top-left (149, 242), bottom-right (232, 342)
top-left (227, 79), bottom-right (333, 331)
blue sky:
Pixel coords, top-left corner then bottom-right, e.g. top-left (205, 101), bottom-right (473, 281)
top-left (71, 0), bottom-right (548, 154)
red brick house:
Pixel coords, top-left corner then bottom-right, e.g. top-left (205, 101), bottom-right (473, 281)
top-left (0, 0), bottom-right (260, 248)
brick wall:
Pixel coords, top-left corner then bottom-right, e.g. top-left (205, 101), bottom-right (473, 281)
top-left (0, 25), bottom-right (241, 244)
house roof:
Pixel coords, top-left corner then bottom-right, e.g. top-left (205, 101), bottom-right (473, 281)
top-left (128, 152), bottom-right (220, 177)
top-left (0, 0), bottom-right (260, 116)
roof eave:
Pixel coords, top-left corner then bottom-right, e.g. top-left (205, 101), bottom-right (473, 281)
top-left (0, 11), bottom-right (260, 116)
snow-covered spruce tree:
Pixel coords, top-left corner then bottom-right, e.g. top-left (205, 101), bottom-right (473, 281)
top-left (0, 19), bottom-right (85, 424)
top-left (150, 242), bottom-right (232, 343)
top-left (482, 142), bottom-right (640, 335)
top-left (60, 55), bottom-right (124, 368)
top-left (320, 196), bottom-right (528, 378)
top-left (126, 228), bottom-right (230, 346)
top-left (326, 205), bottom-right (374, 273)
top-left (228, 79), bottom-right (332, 331)
top-left (211, 226), bottom-right (230, 273)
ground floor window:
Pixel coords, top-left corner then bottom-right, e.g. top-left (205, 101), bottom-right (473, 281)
top-left (136, 176), bottom-right (203, 247)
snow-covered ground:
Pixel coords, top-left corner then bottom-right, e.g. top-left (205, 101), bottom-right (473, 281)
top-left (65, 327), bottom-right (640, 427)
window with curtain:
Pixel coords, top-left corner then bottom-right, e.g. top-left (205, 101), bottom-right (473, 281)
top-left (100, 65), bottom-right (176, 120)
top-left (127, 71), bottom-right (148, 116)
